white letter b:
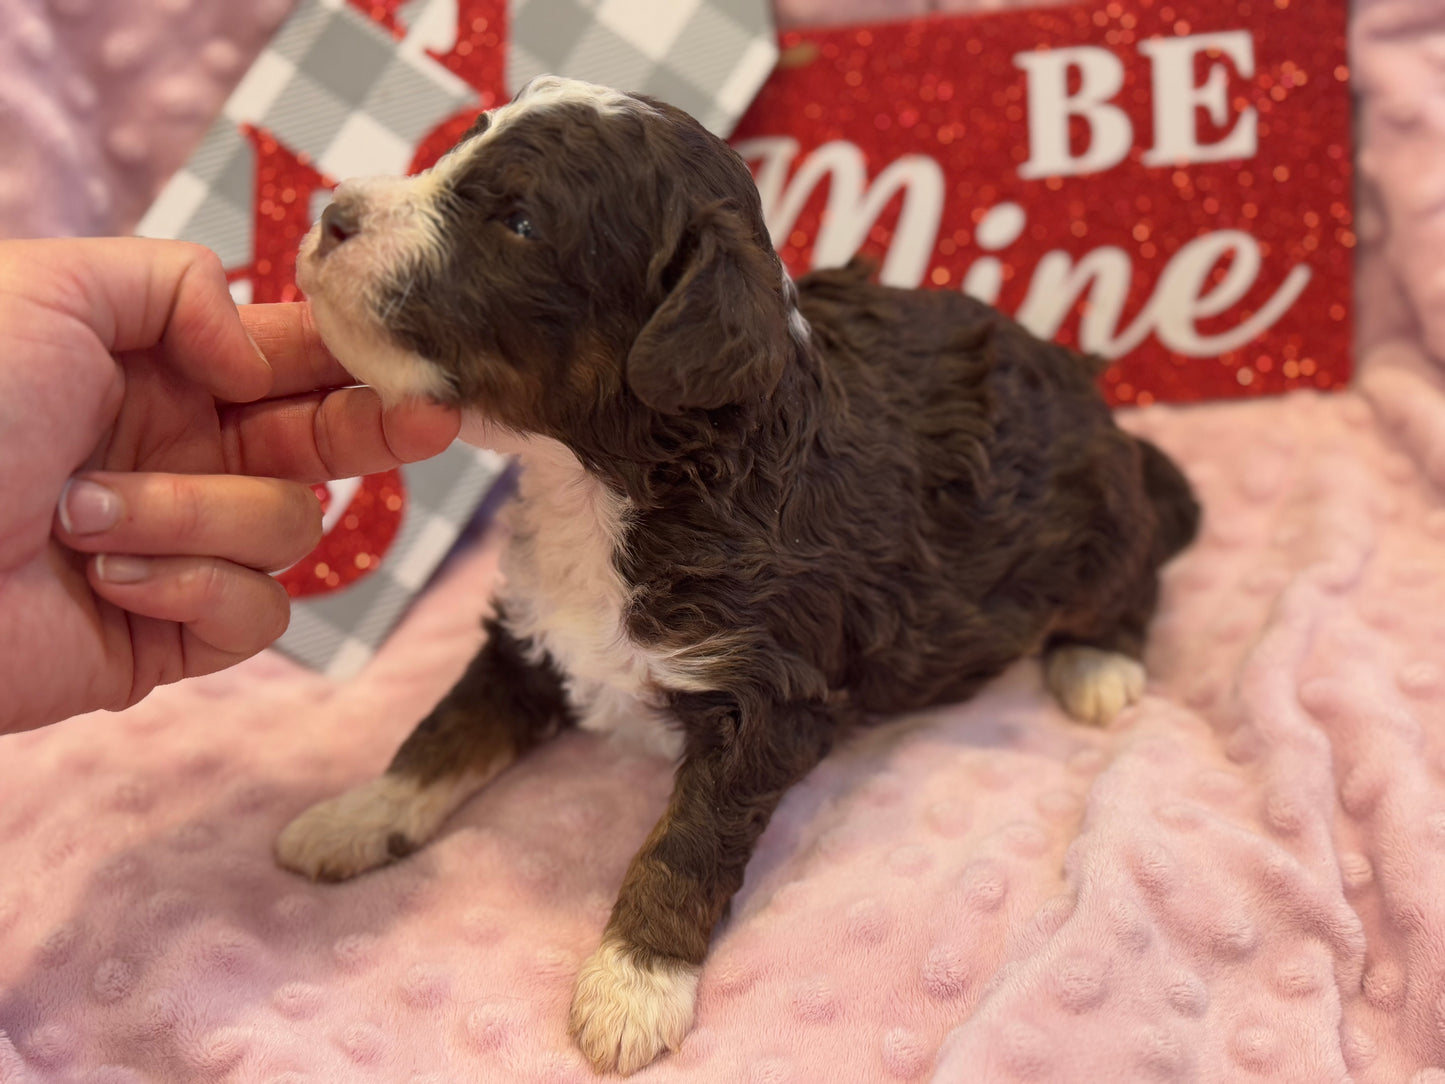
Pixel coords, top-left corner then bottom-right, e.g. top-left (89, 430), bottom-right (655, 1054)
top-left (1015, 46), bottom-right (1132, 179)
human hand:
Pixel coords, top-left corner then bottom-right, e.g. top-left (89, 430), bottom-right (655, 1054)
top-left (0, 238), bottom-right (460, 734)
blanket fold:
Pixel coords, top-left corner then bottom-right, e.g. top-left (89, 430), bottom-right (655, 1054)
top-left (5, 1), bottom-right (1445, 1081)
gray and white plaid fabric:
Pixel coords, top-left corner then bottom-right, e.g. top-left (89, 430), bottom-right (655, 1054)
top-left (277, 444), bottom-right (511, 679)
top-left (508, 0), bottom-right (778, 134)
top-left (135, 0), bottom-right (776, 677)
top-left (137, 0), bottom-right (777, 279)
top-left (136, 0), bottom-right (478, 286)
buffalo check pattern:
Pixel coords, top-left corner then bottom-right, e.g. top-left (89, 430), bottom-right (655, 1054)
top-left (276, 446), bottom-right (513, 680)
top-left (135, 0), bottom-right (777, 677)
top-left (136, 0), bottom-right (478, 280)
top-left (136, 0), bottom-right (777, 284)
top-left (507, 0), bottom-right (779, 134)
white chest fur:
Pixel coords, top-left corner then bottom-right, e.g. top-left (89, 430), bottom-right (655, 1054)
top-left (463, 424), bottom-right (695, 759)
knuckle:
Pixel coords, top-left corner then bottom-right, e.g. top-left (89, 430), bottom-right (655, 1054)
top-left (188, 556), bottom-right (229, 609)
top-left (181, 559), bottom-right (290, 654)
top-left (312, 402), bottom-right (340, 478)
top-left (260, 576), bottom-right (292, 644)
top-left (170, 244), bottom-right (232, 327)
top-left (289, 482), bottom-right (325, 554)
top-left (264, 481), bottom-right (323, 571)
top-left (164, 476), bottom-right (206, 547)
top-left (235, 570), bottom-right (292, 654)
top-left (180, 242), bottom-right (226, 283)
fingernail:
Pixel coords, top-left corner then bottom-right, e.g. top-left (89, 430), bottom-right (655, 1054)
top-left (245, 330), bottom-right (271, 369)
top-left (59, 479), bottom-right (123, 535)
top-left (95, 554), bottom-right (151, 584)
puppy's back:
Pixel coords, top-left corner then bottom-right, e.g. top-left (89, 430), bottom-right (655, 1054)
top-left (795, 259), bottom-right (1118, 474)
top-left (791, 258), bottom-right (1197, 711)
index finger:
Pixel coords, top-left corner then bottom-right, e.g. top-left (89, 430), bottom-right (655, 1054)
top-left (220, 386), bottom-right (460, 482)
top-left (0, 237), bottom-right (272, 403)
top-left (238, 301), bottom-right (357, 397)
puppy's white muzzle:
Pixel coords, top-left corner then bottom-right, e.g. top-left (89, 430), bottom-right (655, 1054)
top-left (295, 176), bottom-right (453, 405)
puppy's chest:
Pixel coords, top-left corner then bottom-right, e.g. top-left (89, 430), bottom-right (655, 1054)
top-left (496, 446), bottom-right (685, 756)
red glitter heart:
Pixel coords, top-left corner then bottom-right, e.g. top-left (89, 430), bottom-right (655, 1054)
top-left (275, 471), bottom-right (406, 598)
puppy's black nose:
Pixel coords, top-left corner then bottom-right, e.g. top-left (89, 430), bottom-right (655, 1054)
top-left (317, 201), bottom-right (360, 257)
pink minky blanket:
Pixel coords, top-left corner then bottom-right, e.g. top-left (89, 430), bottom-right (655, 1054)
top-left (4, 1), bottom-right (1445, 1081)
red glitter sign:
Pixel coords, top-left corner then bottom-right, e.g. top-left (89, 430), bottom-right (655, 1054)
top-left (274, 473), bottom-right (406, 597)
top-left (235, 1), bottom-right (508, 598)
top-left (730, 0), bottom-right (1353, 406)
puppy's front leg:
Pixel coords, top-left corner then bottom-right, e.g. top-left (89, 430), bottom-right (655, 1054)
top-left (275, 611), bottom-right (570, 881)
top-left (569, 695), bottom-right (834, 1075)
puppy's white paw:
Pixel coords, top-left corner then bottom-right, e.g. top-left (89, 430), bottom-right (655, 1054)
top-left (569, 939), bottom-right (699, 1076)
top-left (274, 774), bottom-right (467, 882)
top-left (1045, 646), bottom-right (1146, 727)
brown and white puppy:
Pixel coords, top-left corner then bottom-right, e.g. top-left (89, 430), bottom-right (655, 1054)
top-left (276, 75), bottom-right (1200, 1075)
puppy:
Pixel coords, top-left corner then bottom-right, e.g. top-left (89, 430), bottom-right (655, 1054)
top-left (277, 75), bottom-right (1200, 1075)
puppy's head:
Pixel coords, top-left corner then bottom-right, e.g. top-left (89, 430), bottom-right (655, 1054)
top-left (297, 76), bottom-right (796, 433)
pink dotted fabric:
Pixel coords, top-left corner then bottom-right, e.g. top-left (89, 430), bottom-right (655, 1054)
top-left (5, 1), bottom-right (1445, 1082)
top-left (0, 0), bottom-right (294, 239)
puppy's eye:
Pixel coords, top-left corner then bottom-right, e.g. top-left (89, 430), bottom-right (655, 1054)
top-left (503, 211), bottom-right (537, 240)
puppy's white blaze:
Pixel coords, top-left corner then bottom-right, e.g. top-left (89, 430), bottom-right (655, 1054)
top-left (298, 75), bottom-right (651, 402)
top-left (483, 430), bottom-right (723, 758)
top-left (296, 172), bottom-right (455, 403)
top-left (431, 74), bottom-right (650, 191)
top-left (511, 74), bottom-right (647, 117)
top-left (781, 267), bottom-right (811, 343)
top-left (274, 770), bottom-right (492, 881)
top-left (570, 680), bottom-right (685, 761)
top-left (570, 939), bottom-right (700, 1075)
top-left (1044, 646), bottom-right (1146, 728)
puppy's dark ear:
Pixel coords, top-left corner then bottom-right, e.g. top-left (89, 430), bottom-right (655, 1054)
top-left (626, 203), bottom-right (791, 414)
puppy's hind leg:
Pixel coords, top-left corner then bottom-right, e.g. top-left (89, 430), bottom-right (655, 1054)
top-left (1047, 438), bottom-right (1198, 728)
top-left (275, 612), bottom-right (571, 882)
top-left (1044, 643), bottom-right (1146, 728)
top-left (1044, 582), bottom-right (1155, 729)
top-left (1136, 436), bottom-right (1201, 564)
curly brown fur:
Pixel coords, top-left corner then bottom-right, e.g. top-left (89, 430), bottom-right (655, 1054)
top-left (282, 75), bottom-right (1200, 1076)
